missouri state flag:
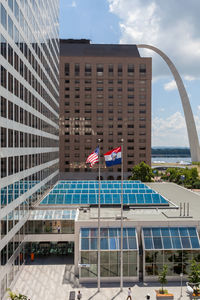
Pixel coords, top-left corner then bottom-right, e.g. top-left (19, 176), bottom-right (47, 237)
top-left (104, 147), bottom-right (121, 167)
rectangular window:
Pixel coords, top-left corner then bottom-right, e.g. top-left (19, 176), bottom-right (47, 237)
top-left (1, 34), bottom-right (7, 59)
top-left (74, 63), bottom-right (80, 76)
top-left (1, 97), bottom-right (7, 118)
top-left (1, 4), bottom-right (7, 29)
top-left (108, 64), bottom-right (113, 76)
top-left (128, 64), bottom-right (134, 75)
top-left (85, 63), bottom-right (91, 76)
top-left (65, 63), bottom-right (70, 76)
top-left (140, 64), bottom-right (146, 73)
top-left (118, 64), bottom-right (122, 76)
top-left (97, 64), bottom-right (103, 76)
top-left (1, 66), bottom-right (7, 88)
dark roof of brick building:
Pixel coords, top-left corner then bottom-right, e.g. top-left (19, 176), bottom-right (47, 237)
top-left (60, 39), bottom-right (140, 57)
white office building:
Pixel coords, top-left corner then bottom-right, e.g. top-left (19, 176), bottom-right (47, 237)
top-left (0, 0), bottom-right (59, 298)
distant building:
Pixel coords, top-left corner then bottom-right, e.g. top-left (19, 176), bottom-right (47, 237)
top-left (0, 0), bottom-right (59, 297)
top-left (59, 39), bottom-right (152, 179)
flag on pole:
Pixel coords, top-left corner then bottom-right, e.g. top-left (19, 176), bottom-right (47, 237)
top-left (104, 147), bottom-right (121, 167)
top-left (86, 146), bottom-right (99, 167)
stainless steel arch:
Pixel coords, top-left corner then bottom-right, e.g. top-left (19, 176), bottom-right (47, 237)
top-left (138, 44), bottom-right (200, 162)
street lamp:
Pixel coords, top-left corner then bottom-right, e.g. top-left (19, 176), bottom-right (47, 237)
top-left (180, 272), bottom-right (183, 297)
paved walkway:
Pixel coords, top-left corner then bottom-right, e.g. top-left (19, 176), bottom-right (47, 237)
top-left (10, 264), bottom-right (190, 300)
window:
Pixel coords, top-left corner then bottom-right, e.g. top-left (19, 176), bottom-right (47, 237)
top-left (65, 80), bottom-right (70, 83)
top-left (85, 87), bottom-right (91, 91)
top-left (1, 97), bottom-right (7, 118)
top-left (1, 34), bottom-right (7, 59)
top-left (128, 64), bottom-right (134, 75)
top-left (1, 4), bottom-right (7, 29)
top-left (108, 64), bottom-right (113, 76)
top-left (74, 63), bottom-right (80, 76)
top-left (8, 16), bottom-right (13, 38)
top-left (127, 125), bottom-right (134, 128)
top-left (85, 80), bottom-right (91, 84)
top-left (97, 87), bottom-right (103, 91)
top-left (97, 64), bottom-right (103, 76)
top-left (1, 66), bottom-right (7, 88)
top-left (65, 63), bottom-right (70, 76)
top-left (140, 64), bottom-right (146, 73)
top-left (108, 80), bottom-right (113, 84)
top-left (118, 64), bottom-right (122, 75)
top-left (85, 64), bottom-right (91, 76)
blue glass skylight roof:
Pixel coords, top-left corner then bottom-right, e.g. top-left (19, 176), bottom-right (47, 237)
top-left (40, 180), bottom-right (168, 206)
top-left (80, 227), bottom-right (138, 250)
top-left (142, 227), bottom-right (200, 250)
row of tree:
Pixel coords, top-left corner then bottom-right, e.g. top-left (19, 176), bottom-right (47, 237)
top-left (130, 162), bottom-right (200, 189)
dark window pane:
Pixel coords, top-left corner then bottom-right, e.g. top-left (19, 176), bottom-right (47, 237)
top-left (179, 228), bottom-right (188, 237)
top-left (163, 237), bottom-right (172, 249)
top-left (153, 237), bottom-right (162, 249)
top-left (181, 237), bottom-right (191, 249)
top-left (81, 228), bottom-right (89, 237)
top-left (100, 238), bottom-right (108, 250)
top-left (128, 237), bottom-right (137, 249)
top-left (161, 228), bottom-right (170, 236)
top-left (172, 237), bottom-right (181, 249)
top-left (81, 238), bottom-right (89, 250)
top-left (152, 228), bottom-right (161, 237)
top-left (144, 237), bottom-right (153, 249)
top-left (188, 228), bottom-right (197, 237)
top-left (143, 228), bottom-right (151, 237)
top-left (190, 237), bottom-right (200, 249)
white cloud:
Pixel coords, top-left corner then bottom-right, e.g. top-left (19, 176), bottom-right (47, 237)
top-left (152, 112), bottom-right (200, 147)
top-left (107, 0), bottom-right (200, 79)
top-left (184, 75), bottom-right (196, 81)
top-left (164, 80), bottom-right (177, 91)
top-left (198, 105), bottom-right (200, 112)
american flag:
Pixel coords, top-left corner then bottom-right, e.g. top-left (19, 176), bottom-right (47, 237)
top-left (86, 146), bottom-right (99, 167)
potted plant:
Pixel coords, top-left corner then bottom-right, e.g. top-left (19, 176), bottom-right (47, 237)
top-left (188, 259), bottom-right (200, 297)
top-left (7, 289), bottom-right (28, 299)
top-left (156, 265), bottom-right (174, 299)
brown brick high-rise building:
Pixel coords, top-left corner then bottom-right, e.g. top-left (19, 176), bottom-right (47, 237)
top-left (60, 39), bottom-right (152, 180)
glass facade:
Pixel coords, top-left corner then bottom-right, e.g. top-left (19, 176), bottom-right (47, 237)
top-left (0, 0), bottom-right (59, 298)
top-left (79, 227), bottom-right (138, 278)
top-left (142, 227), bottom-right (200, 279)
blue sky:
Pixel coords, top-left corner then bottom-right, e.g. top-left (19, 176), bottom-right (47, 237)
top-left (60, 0), bottom-right (200, 147)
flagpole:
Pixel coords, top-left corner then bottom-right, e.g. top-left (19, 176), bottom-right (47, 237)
top-left (97, 139), bottom-right (101, 292)
top-left (120, 138), bottom-right (124, 291)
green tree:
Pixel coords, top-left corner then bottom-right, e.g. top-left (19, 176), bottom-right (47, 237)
top-left (130, 162), bottom-right (154, 182)
top-left (188, 260), bottom-right (200, 294)
top-left (158, 264), bottom-right (168, 294)
top-left (7, 289), bottom-right (28, 300)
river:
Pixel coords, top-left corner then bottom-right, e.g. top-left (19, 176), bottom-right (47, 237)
top-left (151, 156), bottom-right (192, 164)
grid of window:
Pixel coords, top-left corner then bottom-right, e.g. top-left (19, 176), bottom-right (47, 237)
top-left (0, 0), bottom-right (59, 296)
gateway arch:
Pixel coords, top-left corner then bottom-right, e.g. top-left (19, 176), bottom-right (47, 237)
top-left (137, 44), bottom-right (200, 162)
